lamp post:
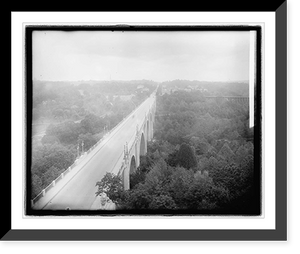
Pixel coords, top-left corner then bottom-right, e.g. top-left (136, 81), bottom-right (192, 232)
top-left (81, 140), bottom-right (84, 154)
top-left (136, 124), bottom-right (139, 137)
top-left (77, 143), bottom-right (80, 158)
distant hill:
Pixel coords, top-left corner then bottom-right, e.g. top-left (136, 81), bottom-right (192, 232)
top-left (161, 80), bottom-right (249, 97)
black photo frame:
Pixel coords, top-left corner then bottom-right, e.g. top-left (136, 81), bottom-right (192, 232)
top-left (5, 1), bottom-right (287, 241)
top-left (25, 24), bottom-right (262, 217)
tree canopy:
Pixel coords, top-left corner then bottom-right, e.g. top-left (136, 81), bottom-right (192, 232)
top-left (31, 80), bottom-right (157, 200)
top-left (95, 84), bottom-right (257, 214)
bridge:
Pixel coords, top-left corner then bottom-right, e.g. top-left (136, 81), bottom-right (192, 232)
top-left (32, 92), bottom-right (157, 210)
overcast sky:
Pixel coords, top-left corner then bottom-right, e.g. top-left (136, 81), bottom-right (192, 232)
top-left (32, 30), bottom-right (250, 82)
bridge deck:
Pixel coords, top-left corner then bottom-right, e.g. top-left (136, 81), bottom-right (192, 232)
top-left (34, 95), bottom-right (155, 210)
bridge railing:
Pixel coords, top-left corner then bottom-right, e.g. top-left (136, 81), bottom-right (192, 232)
top-left (31, 130), bottom-right (121, 207)
top-left (31, 94), bottom-right (156, 207)
top-left (116, 98), bottom-right (156, 177)
top-left (31, 160), bottom-right (79, 207)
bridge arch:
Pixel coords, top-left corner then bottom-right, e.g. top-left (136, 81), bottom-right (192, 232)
top-left (129, 155), bottom-right (137, 189)
top-left (146, 119), bottom-right (150, 141)
top-left (149, 112), bottom-right (153, 139)
top-left (129, 155), bottom-right (137, 175)
top-left (122, 168), bottom-right (126, 189)
top-left (140, 132), bottom-right (146, 156)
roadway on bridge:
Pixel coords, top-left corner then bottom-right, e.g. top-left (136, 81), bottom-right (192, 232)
top-left (35, 95), bottom-right (155, 210)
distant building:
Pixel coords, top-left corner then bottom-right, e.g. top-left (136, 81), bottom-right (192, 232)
top-left (196, 88), bottom-right (208, 92)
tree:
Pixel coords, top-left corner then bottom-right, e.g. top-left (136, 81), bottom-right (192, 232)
top-left (211, 163), bottom-right (244, 198)
top-left (227, 130), bottom-right (241, 141)
top-left (167, 167), bottom-right (195, 208)
top-left (77, 133), bottom-right (98, 151)
top-left (195, 142), bottom-right (210, 155)
top-left (41, 166), bottom-right (62, 187)
top-left (143, 159), bottom-right (172, 192)
top-left (149, 194), bottom-right (177, 210)
top-left (41, 135), bottom-right (59, 145)
top-left (32, 143), bottom-right (75, 177)
top-left (52, 108), bottom-right (65, 121)
top-left (124, 187), bottom-right (152, 210)
top-left (128, 154), bottom-right (155, 189)
top-left (229, 140), bottom-right (241, 153)
top-left (218, 143), bottom-right (235, 162)
top-left (197, 156), bottom-right (209, 173)
top-left (183, 176), bottom-right (229, 210)
top-left (235, 144), bottom-right (249, 164)
top-left (86, 81), bottom-right (256, 213)
top-left (80, 113), bottom-right (106, 134)
top-left (95, 173), bottom-right (125, 206)
top-left (31, 143), bottom-right (76, 200)
top-left (151, 140), bottom-right (175, 160)
top-left (167, 150), bottom-right (179, 167)
top-left (207, 156), bottom-right (219, 172)
top-left (190, 136), bottom-right (201, 147)
top-left (32, 174), bottom-right (43, 198)
top-left (46, 121), bottom-right (83, 145)
top-left (239, 154), bottom-right (254, 187)
top-left (177, 143), bottom-right (198, 170)
top-left (206, 147), bottom-right (218, 158)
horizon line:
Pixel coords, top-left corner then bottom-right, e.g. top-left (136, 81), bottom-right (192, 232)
top-left (32, 78), bottom-right (249, 84)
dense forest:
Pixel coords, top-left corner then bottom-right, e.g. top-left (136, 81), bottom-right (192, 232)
top-left (31, 79), bottom-right (259, 215)
top-left (160, 79), bottom-right (249, 97)
top-left (96, 82), bottom-right (258, 214)
top-left (31, 80), bottom-right (156, 198)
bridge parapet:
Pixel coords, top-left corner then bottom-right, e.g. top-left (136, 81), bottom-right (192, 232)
top-left (32, 92), bottom-right (157, 209)
top-left (117, 96), bottom-right (156, 190)
top-left (31, 96), bottom-right (150, 208)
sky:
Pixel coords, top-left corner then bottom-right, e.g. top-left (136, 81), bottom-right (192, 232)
top-left (32, 30), bottom-right (250, 82)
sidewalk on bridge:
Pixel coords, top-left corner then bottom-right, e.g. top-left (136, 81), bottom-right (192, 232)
top-left (32, 95), bottom-right (155, 210)
top-left (33, 102), bottom-right (137, 210)
top-left (33, 132), bottom-right (114, 210)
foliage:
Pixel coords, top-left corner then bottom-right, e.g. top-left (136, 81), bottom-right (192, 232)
top-left (41, 135), bottom-right (59, 145)
top-left (80, 113), bottom-right (106, 135)
top-left (182, 176), bottom-right (229, 210)
top-left (95, 173), bottom-right (125, 205)
top-left (176, 143), bottom-right (198, 170)
top-left (129, 168), bottom-right (147, 190)
top-left (33, 79), bottom-right (256, 213)
top-left (31, 143), bottom-right (75, 198)
top-left (100, 85), bottom-right (256, 213)
top-left (218, 143), bottom-right (235, 162)
top-left (45, 121), bottom-right (83, 145)
top-left (167, 167), bottom-right (195, 208)
top-left (32, 174), bottom-right (43, 198)
top-left (148, 194), bottom-right (177, 210)
top-left (32, 143), bottom-right (75, 176)
top-left (123, 187), bottom-right (152, 210)
top-left (31, 80), bottom-right (157, 200)
top-left (77, 133), bottom-right (98, 151)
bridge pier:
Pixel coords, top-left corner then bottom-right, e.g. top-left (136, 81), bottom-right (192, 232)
top-left (123, 165), bottom-right (130, 190)
top-left (135, 142), bottom-right (139, 168)
top-left (121, 97), bottom-right (156, 190)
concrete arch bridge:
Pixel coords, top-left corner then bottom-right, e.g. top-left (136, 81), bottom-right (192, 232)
top-left (32, 93), bottom-right (157, 210)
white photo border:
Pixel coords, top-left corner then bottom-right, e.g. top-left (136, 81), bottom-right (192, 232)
top-left (7, 5), bottom-right (287, 240)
